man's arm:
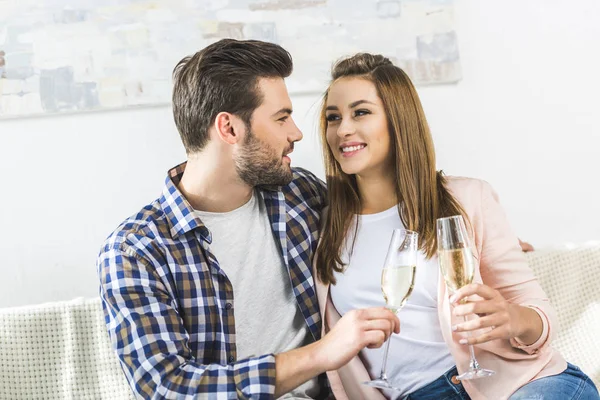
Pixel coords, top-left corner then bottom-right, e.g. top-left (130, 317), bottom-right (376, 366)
top-left (273, 308), bottom-right (399, 397)
top-left (100, 242), bottom-right (398, 398)
top-left (100, 242), bottom-right (399, 399)
top-left (99, 244), bottom-right (278, 399)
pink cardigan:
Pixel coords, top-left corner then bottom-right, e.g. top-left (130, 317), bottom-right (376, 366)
top-left (314, 177), bottom-right (566, 400)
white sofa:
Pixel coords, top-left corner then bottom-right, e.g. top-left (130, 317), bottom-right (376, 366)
top-left (0, 297), bottom-right (133, 400)
top-left (1, 242), bottom-right (599, 399)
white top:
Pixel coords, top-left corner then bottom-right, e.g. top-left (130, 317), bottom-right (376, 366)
top-left (196, 191), bottom-right (319, 399)
top-left (329, 205), bottom-right (455, 398)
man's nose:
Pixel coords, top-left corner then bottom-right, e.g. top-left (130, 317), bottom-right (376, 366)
top-left (290, 118), bottom-right (303, 142)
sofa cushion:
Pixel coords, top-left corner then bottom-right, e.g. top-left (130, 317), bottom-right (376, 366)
top-left (0, 297), bottom-right (133, 400)
top-left (526, 241), bottom-right (600, 387)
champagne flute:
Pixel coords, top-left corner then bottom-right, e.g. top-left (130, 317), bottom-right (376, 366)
top-left (363, 229), bottom-right (418, 391)
top-left (437, 215), bottom-right (495, 380)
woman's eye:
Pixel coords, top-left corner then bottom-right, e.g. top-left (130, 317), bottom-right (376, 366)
top-left (326, 114), bottom-right (340, 122)
top-left (354, 109), bottom-right (370, 117)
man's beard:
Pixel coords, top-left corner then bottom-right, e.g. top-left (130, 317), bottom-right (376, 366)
top-left (234, 128), bottom-right (293, 188)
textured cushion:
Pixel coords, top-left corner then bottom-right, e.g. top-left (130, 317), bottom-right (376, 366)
top-left (0, 298), bottom-right (133, 400)
top-left (526, 242), bottom-right (600, 387)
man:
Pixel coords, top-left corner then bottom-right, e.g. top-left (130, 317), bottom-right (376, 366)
top-left (519, 239), bottom-right (535, 252)
top-left (97, 39), bottom-right (399, 399)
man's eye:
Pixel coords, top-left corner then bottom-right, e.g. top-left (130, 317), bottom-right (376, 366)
top-left (326, 114), bottom-right (340, 122)
top-left (278, 116), bottom-right (288, 123)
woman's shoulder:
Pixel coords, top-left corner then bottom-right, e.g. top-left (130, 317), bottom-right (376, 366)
top-left (444, 175), bottom-right (495, 196)
top-left (443, 175), bottom-right (499, 212)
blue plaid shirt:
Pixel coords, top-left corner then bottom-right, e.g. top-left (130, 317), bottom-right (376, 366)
top-left (98, 163), bottom-right (329, 399)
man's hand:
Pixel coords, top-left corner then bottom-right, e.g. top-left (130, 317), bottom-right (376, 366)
top-left (273, 307), bottom-right (399, 396)
top-left (519, 239), bottom-right (534, 252)
top-left (314, 307), bottom-right (400, 371)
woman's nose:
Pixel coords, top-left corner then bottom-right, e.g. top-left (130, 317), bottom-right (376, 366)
top-left (337, 119), bottom-right (355, 137)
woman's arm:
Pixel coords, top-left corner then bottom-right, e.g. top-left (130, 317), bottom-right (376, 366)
top-left (450, 180), bottom-right (556, 354)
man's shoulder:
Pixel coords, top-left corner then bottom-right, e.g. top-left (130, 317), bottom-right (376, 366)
top-left (99, 199), bottom-right (168, 255)
top-left (275, 168), bottom-right (328, 220)
top-left (288, 167), bottom-right (326, 196)
top-left (291, 167), bottom-right (323, 184)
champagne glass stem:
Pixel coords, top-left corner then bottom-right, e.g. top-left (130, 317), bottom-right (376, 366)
top-left (468, 344), bottom-right (481, 370)
top-left (458, 313), bottom-right (494, 379)
top-left (377, 332), bottom-right (393, 381)
top-left (465, 315), bottom-right (481, 371)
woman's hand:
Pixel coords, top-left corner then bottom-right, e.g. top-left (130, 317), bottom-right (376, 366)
top-left (449, 283), bottom-right (543, 346)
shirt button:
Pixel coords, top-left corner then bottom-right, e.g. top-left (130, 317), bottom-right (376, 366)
top-left (451, 375), bottom-right (461, 385)
top-left (225, 303), bottom-right (232, 310)
top-left (228, 356), bottom-right (235, 363)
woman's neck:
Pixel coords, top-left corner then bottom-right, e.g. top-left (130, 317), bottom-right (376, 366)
top-left (356, 170), bottom-right (398, 215)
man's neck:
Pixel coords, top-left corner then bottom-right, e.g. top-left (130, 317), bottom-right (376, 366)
top-left (356, 169), bottom-right (398, 215)
top-left (178, 152), bottom-right (253, 213)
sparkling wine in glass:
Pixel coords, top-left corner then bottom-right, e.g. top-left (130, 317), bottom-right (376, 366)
top-left (363, 229), bottom-right (418, 391)
top-left (437, 215), bottom-right (495, 380)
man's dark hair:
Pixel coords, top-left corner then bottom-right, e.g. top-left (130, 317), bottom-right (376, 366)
top-left (172, 39), bottom-right (293, 153)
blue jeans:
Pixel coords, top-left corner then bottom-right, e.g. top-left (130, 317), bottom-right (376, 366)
top-left (510, 363), bottom-right (599, 399)
top-left (404, 363), bottom-right (599, 400)
top-left (404, 366), bottom-right (468, 400)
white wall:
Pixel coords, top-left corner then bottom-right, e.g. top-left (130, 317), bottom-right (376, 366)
top-left (1, 0), bottom-right (599, 308)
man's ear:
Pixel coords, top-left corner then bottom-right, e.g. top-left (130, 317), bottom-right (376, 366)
top-left (214, 112), bottom-right (245, 145)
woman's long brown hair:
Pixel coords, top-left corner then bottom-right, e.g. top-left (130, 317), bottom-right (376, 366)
top-left (315, 53), bottom-right (469, 285)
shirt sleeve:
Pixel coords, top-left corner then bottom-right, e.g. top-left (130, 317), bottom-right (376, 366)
top-left (509, 306), bottom-right (551, 355)
top-left (98, 243), bottom-right (276, 399)
top-left (477, 181), bottom-right (557, 355)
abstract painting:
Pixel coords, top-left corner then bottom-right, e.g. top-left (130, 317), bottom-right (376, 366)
top-left (0, 0), bottom-right (461, 118)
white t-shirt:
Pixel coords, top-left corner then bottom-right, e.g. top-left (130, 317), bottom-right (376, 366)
top-left (329, 205), bottom-right (455, 398)
top-left (196, 190), bottom-right (319, 399)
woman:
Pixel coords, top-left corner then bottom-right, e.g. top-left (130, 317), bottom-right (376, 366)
top-left (313, 53), bottom-right (598, 400)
